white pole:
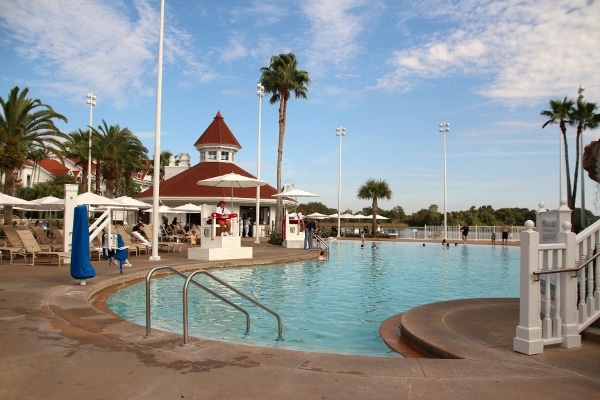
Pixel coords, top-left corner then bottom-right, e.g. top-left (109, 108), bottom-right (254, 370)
top-left (578, 85), bottom-right (586, 228)
top-left (150, 0), bottom-right (165, 260)
top-left (336, 126), bottom-right (346, 238)
top-left (86, 93), bottom-right (96, 192)
top-left (439, 122), bottom-right (450, 240)
top-left (255, 83), bottom-right (264, 243)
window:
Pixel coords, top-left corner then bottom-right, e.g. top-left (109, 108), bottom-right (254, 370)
top-left (220, 151), bottom-right (229, 161)
top-left (208, 151), bottom-right (217, 160)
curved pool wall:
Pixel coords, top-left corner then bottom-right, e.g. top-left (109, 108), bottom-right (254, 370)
top-left (108, 241), bottom-right (520, 357)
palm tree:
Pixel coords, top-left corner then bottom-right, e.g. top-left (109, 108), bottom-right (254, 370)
top-left (93, 120), bottom-right (147, 198)
top-left (569, 98), bottom-right (599, 229)
top-left (0, 86), bottom-right (68, 218)
top-left (541, 97), bottom-right (575, 209)
top-left (64, 129), bottom-right (92, 191)
top-left (260, 53), bottom-right (311, 232)
top-left (357, 179), bottom-right (392, 235)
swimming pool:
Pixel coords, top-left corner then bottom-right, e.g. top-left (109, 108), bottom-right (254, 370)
top-left (107, 241), bottom-right (520, 357)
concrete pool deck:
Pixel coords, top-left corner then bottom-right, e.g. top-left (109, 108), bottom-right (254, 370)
top-left (1, 237), bottom-right (599, 399)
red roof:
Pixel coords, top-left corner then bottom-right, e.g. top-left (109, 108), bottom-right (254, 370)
top-left (193, 111), bottom-right (241, 149)
top-left (136, 162), bottom-right (277, 200)
top-left (38, 158), bottom-right (70, 175)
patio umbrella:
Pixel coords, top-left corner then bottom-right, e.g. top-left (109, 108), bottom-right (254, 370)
top-left (145, 205), bottom-right (174, 214)
top-left (29, 195), bottom-right (63, 210)
top-left (197, 172), bottom-right (267, 210)
top-left (113, 196), bottom-right (151, 209)
top-left (70, 204), bottom-right (96, 284)
top-left (365, 214), bottom-right (389, 220)
top-left (353, 214), bottom-right (369, 219)
top-left (272, 188), bottom-right (318, 198)
top-left (340, 212), bottom-right (357, 219)
top-left (171, 203), bottom-right (202, 225)
top-left (306, 212), bottom-right (328, 219)
top-left (0, 193), bottom-right (33, 206)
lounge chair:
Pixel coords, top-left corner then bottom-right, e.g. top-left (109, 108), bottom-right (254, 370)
top-left (115, 225), bottom-right (149, 256)
top-left (15, 229), bottom-right (70, 266)
top-left (90, 233), bottom-right (104, 261)
top-left (31, 226), bottom-right (58, 250)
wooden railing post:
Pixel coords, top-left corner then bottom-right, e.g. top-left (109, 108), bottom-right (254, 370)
top-left (558, 221), bottom-right (582, 348)
top-left (513, 220), bottom-right (544, 355)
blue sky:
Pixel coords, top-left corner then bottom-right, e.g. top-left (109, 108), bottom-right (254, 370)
top-left (1, 0), bottom-right (600, 215)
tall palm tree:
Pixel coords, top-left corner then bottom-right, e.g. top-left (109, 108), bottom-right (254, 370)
top-left (148, 150), bottom-right (172, 181)
top-left (93, 120), bottom-right (147, 198)
top-left (541, 97), bottom-right (574, 209)
top-left (357, 179), bottom-right (392, 235)
top-left (0, 86), bottom-right (68, 218)
top-left (65, 129), bottom-right (93, 191)
top-left (260, 53), bottom-right (310, 232)
top-left (119, 141), bottom-right (148, 196)
top-left (569, 98), bottom-right (599, 228)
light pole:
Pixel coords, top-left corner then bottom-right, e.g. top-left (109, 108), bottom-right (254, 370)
top-left (439, 122), bottom-right (450, 240)
top-left (255, 83), bottom-right (264, 243)
top-left (578, 85), bottom-right (586, 228)
top-left (336, 125), bottom-right (346, 238)
top-left (86, 92), bottom-right (96, 193)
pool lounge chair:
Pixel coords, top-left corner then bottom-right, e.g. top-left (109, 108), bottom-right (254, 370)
top-left (15, 229), bottom-right (70, 266)
top-left (115, 225), bottom-right (149, 256)
top-left (31, 226), bottom-right (61, 251)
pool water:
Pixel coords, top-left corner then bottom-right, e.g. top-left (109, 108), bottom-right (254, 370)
top-left (107, 241), bottom-right (520, 357)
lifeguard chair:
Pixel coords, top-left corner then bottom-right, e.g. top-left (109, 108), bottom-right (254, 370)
top-left (187, 204), bottom-right (252, 261)
top-left (282, 209), bottom-right (304, 248)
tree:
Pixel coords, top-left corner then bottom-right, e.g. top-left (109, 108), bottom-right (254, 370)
top-left (357, 179), bottom-right (392, 234)
top-left (0, 86), bottom-right (68, 218)
top-left (541, 97), bottom-right (574, 209)
top-left (65, 129), bottom-right (93, 191)
top-left (260, 53), bottom-right (310, 232)
top-left (93, 120), bottom-right (147, 198)
top-left (569, 97), bottom-right (599, 229)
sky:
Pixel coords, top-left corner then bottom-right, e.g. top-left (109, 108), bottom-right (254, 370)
top-left (1, 0), bottom-right (600, 216)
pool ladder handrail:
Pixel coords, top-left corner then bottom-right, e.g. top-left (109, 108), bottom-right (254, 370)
top-left (144, 266), bottom-right (284, 344)
top-left (314, 235), bottom-right (329, 258)
top-left (145, 266), bottom-right (250, 339)
top-left (183, 270), bottom-right (284, 344)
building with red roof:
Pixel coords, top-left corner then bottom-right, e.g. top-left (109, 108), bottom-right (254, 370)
top-left (136, 111), bottom-right (281, 230)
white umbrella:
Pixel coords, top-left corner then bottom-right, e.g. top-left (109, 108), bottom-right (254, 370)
top-left (0, 193), bottom-right (34, 206)
top-left (171, 203), bottom-right (202, 213)
top-left (77, 191), bottom-right (123, 206)
top-left (272, 188), bottom-right (318, 198)
top-left (28, 195), bottom-right (64, 210)
top-left (353, 214), bottom-right (369, 219)
top-left (365, 214), bottom-right (389, 220)
top-left (306, 212), bottom-right (328, 219)
top-left (113, 196), bottom-right (152, 209)
top-left (197, 172), bottom-right (267, 209)
top-left (171, 203), bottom-right (202, 225)
top-left (145, 205), bottom-right (174, 214)
top-left (339, 212), bottom-right (357, 219)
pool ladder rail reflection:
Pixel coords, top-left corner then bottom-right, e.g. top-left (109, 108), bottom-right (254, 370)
top-left (144, 266), bottom-right (284, 345)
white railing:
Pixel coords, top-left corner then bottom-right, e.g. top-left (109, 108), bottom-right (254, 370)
top-left (513, 218), bottom-right (600, 355)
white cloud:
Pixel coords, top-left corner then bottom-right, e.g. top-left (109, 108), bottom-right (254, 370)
top-left (374, 0), bottom-right (600, 105)
top-left (0, 0), bottom-right (212, 108)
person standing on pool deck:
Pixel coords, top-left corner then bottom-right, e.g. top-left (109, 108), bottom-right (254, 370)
top-left (460, 223), bottom-right (470, 243)
top-left (491, 232), bottom-right (496, 246)
top-left (501, 223), bottom-right (510, 246)
top-left (304, 218), bottom-right (316, 250)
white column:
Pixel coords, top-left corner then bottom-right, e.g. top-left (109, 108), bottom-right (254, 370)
top-left (255, 83), bottom-right (264, 243)
top-left (150, 0), bottom-right (165, 260)
top-left (439, 122), bottom-right (450, 240)
top-left (336, 126), bottom-right (345, 238)
top-left (86, 93), bottom-right (96, 192)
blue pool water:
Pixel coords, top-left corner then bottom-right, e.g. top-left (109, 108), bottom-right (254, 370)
top-left (107, 241), bottom-right (520, 357)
